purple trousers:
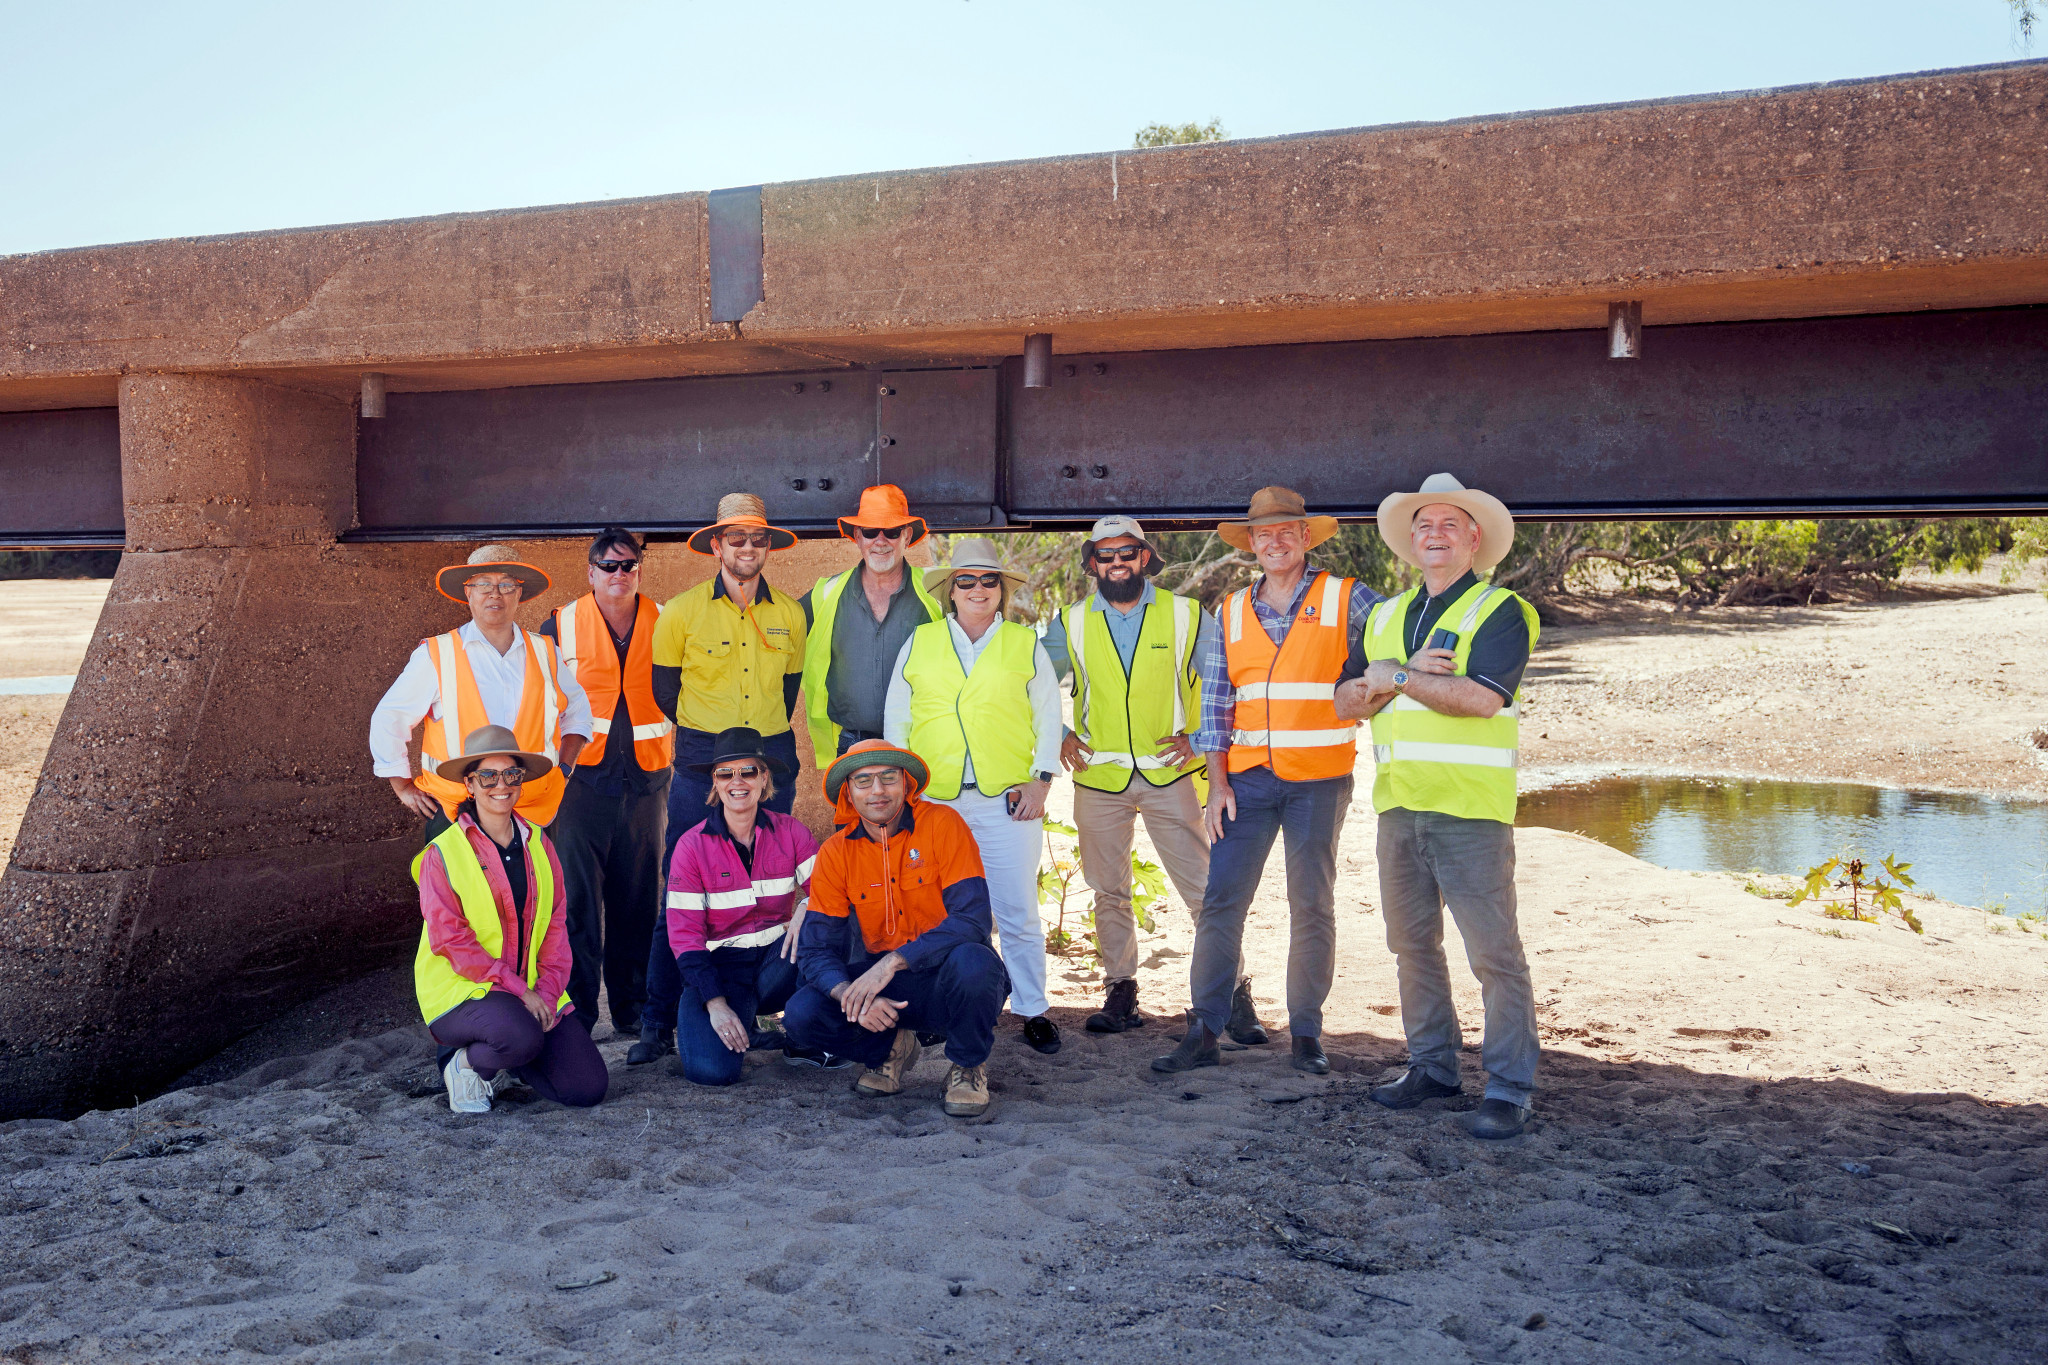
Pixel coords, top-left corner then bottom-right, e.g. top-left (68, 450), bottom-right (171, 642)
top-left (429, 992), bottom-right (610, 1108)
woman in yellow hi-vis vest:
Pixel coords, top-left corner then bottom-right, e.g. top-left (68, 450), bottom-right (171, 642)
top-left (416, 726), bottom-right (608, 1114)
top-left (884, 538), bottom-right (1067, 1056)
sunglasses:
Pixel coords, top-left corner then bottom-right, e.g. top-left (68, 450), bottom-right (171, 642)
top-left (591, 559), bottom-right (639, 574)
top-left (1093, 546), bottom-right (1146, 564)
top-left (468, 766), bottom-right (527, 789)
top-left (952, 573), bottom-right (1004, 590)
top-left (855, 525), bottom-right (907, 541)
top-left (721, 532), bottom-right (774, 549)
top-left (712, 765), bottom-right (763, 781)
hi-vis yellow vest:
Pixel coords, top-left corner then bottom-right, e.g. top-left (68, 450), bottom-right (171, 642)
top-left (413, 818), bottom-right (569, 1025)
top-left (801, 566), bottom-right (942, 761)
top-left (1364, 581), bottom-right (1540, 825)
top-left (1064, 593), bottom-right (1203, 793)
top-left (902, 619), bottom-right (1038, 800)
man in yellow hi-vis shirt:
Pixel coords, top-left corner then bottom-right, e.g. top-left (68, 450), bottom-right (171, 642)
top-left (630, 492), bottom-right (809, 1066)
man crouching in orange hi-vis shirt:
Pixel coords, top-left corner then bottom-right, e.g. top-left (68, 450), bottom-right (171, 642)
top-left (782, 741), bottom-right (1010, 1118)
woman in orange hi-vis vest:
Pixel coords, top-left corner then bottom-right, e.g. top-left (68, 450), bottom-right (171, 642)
top-left (370, 545), bottom-right (594, 839)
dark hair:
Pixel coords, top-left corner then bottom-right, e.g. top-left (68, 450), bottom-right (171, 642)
top-left (589, 526), bottom-right (643, 563)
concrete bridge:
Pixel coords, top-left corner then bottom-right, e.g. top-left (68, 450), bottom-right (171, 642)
top-left (3, 60), bottom-right (2045, 1116)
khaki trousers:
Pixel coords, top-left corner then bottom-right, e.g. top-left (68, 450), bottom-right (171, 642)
top-left (1075, 778), bottom-right (1238, 983)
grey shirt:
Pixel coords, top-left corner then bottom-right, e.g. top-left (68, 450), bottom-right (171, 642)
top-left (799, 567), bottom-right (939, 737)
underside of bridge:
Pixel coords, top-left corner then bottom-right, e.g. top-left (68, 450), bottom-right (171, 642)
top-left (3, 60), bottom-right (2045, 1116)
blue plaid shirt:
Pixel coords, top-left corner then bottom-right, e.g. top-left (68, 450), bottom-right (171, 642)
top-left (1195, 567), bottom-right (1384, 755)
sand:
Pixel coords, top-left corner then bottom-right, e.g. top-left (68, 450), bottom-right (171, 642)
top-left (0, 579), bottom-right (108, 871)
top-left (3, 576), bottom-right (2046, 1360)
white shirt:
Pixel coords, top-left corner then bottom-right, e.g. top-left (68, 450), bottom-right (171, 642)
top-left (369, 621), bottom-right (594, 778)
top-left (883, 616), bottom-right (1064, 787)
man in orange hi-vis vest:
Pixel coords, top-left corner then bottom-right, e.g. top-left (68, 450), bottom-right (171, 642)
top-left (535, 527), bottom-right (675, 1038)
top-left (371, 544), bottom-right (594, 838)
top-left (1151, 487), bottom-right (1384, 1080)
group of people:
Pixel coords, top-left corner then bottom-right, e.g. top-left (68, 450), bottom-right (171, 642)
top-left (372, 471), bottom-right (1543, 1138)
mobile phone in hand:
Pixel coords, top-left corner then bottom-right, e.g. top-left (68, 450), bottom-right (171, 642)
top-left (1005, 789), bottom-right (1020, 816)
top-left (1427, 628), bottom-right (1459, 653)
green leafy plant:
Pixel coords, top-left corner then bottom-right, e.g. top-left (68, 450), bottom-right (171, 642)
top-left (1789, 853), bottom-right (1923, 934)
top-left (1037, 820), bottom-right (1170, 960)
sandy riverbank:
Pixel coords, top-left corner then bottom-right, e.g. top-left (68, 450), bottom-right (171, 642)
top-left (4, 575), bottom-right (2046, 1360)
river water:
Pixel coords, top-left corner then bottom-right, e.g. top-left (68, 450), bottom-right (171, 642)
top-left (1516, 774), bottom-right (2048, 914)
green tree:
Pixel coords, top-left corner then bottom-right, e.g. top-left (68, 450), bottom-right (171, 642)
top-left (1133, 118), bottom-right (1228, 148)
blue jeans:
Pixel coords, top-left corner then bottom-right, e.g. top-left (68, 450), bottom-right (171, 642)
top-left (784, 943), bottom-right (1008, 1070)
top-left (676, 951), bottom-right (801, 1087)
top-left (1190, 764), bottom-right (1351, 1039)
top-left (641, 727), bottom-right (800, 1038)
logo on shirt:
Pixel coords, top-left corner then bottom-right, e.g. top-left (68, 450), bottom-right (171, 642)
top-left (1303, 605), bottom-right (1318, 619)
top-left (907, 847), bottom-right (924, 866)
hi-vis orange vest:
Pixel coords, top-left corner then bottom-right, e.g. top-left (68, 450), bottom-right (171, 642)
top-left (416, 628), bottom-right (570, 825)
top-left (554, 593), bottom-right (673, 771)
top-left (1222, 570), bottom-right (1359, 782)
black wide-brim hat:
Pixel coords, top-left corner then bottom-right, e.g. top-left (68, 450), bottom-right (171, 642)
top-left (685, 726), bottom-right (793, 776)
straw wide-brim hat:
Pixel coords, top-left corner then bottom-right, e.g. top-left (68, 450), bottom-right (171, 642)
top-left (1376, 472), bottom-right (1517, 571)
top-left (823, 739), bottom-right (930, 805)
top-left (1084, 514), bottom-right (1164, 577)
top-left (433, 723), bottom-right (556, 784)
top-left (1216, 486), bottom-right (1340, 553)
top-left (837, 483), bottom-right (928, 547)
top-left (687, 492), bottom-right (798, 555)
top-left (435, 544), bottom-right (551, 604)
top-left (923, 535), bottom-right (1029, 594)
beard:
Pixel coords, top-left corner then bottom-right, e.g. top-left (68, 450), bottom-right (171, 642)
top-left (1096, 570), bottom-right (1145, 605)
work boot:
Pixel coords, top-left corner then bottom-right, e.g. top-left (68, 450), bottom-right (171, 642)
top-left (1369, 1068), bottom-right (1463, 1110)
top-left (1227, 977), bottom-right (1269, 1046)
top-left (854, 1028), bottom-right (921, 1097)
top-left (1150, 1014), bottom-right (1222, 1074)
top-left (1291, 1035), bottom-right (1330, 1075)
top-left (943, 1063), bottom-right (991, 1118)
top-left (1085, 978), bottom-right (1144, 1034)
top-left (442, 1048), bottom-right (492, 1114)
top-left (1466, 1098), bottom-right (1531, 1140)
top-left (625, 1023), bottom-right (675, 1067)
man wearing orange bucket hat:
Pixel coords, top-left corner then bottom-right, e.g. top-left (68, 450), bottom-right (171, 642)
top-left (797, 484), bottom-right (945, 762)
top-left (371, 544), bottom-right (594, 837)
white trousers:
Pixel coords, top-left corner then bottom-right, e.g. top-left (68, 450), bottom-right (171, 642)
top-left (934, 790), bottom-right (1049, 1018)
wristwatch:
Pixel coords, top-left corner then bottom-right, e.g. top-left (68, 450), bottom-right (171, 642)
top-left (1035, 770), bottom-right (1055, 783)
top-left (1391, 669), bottom-right (1410, 690)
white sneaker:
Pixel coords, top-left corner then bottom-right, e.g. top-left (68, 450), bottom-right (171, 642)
top-left (443, 1047), bottom-right (493, 1114)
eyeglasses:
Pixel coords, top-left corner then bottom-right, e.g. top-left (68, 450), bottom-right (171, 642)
top-left (465, 578), bottom-right (524, 598)
top-left (711, 765), bottom-right (763, 781)
top-left (952, 573), bottom-right (1004, 590)
top-left (855, 525), bottom-right (907, 541)
top-left (847, 769), bottom-right (904, 791)
top-left (591, 559), bottom-right (639, 574)
top-left (721, 532), bottom-right (774, 549)
top-left (1093, 546), bottom-right (1145, 564)
top-left (468, 766), bottom-right (526, 788)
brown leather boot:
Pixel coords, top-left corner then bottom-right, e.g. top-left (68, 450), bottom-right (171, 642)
top-left (854, 1028), bottom-right (920, 1097)
top-left (943, 1063), bottom-right (991, 1117)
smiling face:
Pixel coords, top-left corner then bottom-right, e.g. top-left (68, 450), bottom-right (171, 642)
top-left (1410, 503), bottom-right (1481, 577)
top-left (710, 758), bottom-right (768, 817)
top-left (1247, 521), bottom-right (1308, 578)
top-left (714, 527), bottom-right (770, 582)
top-left (845, 763), bottom-right (907, 828)
top-left (949, 570), bottom-right (1004, 624)
top-left (463, 755), bottom-right (525, 818)
top-left (855, 525), bottom-right (907, 578)
top-left (586, 550), bottom-right (641, 607)
top-left (462, 573), bottom-right (524, 631)
top-left (1089, 534), bottom-right (1150, 604)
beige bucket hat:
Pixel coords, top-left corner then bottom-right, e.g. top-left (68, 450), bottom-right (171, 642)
top-left (435, 544), bottom-right (551, 604)
top-left (1217, 486), bottom-right (1339, 552)
top-left (687, 492), bottom-right (798, 555)
top-left (924, 535), bottom-right (1029, 593)
top-left (1376, 472), bottom-right (1516, 571)
top-left (433, 724), bottom-right (555, 784)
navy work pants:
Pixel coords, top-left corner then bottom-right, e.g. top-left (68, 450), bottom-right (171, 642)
top-left (675, 952), bottom-right (801, 1087)
top-left (783, 943), bottom-right (1008, 1070)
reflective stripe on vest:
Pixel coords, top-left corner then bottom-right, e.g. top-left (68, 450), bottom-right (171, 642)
top-left (1222, 571), bottom-right (1358, 782)
top-left (413, 818), bottom-right (569, 1025)
top-left (800, 566), bottom-right (944, 763)
top-left (1066, 592), bottom-right (1203, 793)
top-left (416, 628), bottom-right (571, 826)
top-left (557, 593), bottom-right (673, 771)
top-left (902, 619), bottom-right (1039, 800)
top-left (1364, 581), bottom-right (1540, 824)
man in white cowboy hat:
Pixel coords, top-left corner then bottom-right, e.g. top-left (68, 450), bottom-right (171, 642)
top-left (1041, 515), bottom-right (1232, 1036)
top-left (1336, 471), bottom-right (1542, 1140)
top-left (533, 527), bottom-right (674, 1041)
top-left (1151, 487), bottom-right (1384, 1079)
top-left (631, 492), bottom-right (810, 1066)
top-left (884, 536), bottom-right (1066, 1055)
top-left (797, 483), bottom-right (944, 761)
top-left (371, 544), bottom-right (593, 836)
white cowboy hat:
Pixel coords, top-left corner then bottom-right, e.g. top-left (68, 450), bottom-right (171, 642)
top-left (1376, 473), bottom-right (1516, 571)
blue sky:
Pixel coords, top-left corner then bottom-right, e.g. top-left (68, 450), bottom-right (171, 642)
top-left (1, 0), bottom-right (2034, 256)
